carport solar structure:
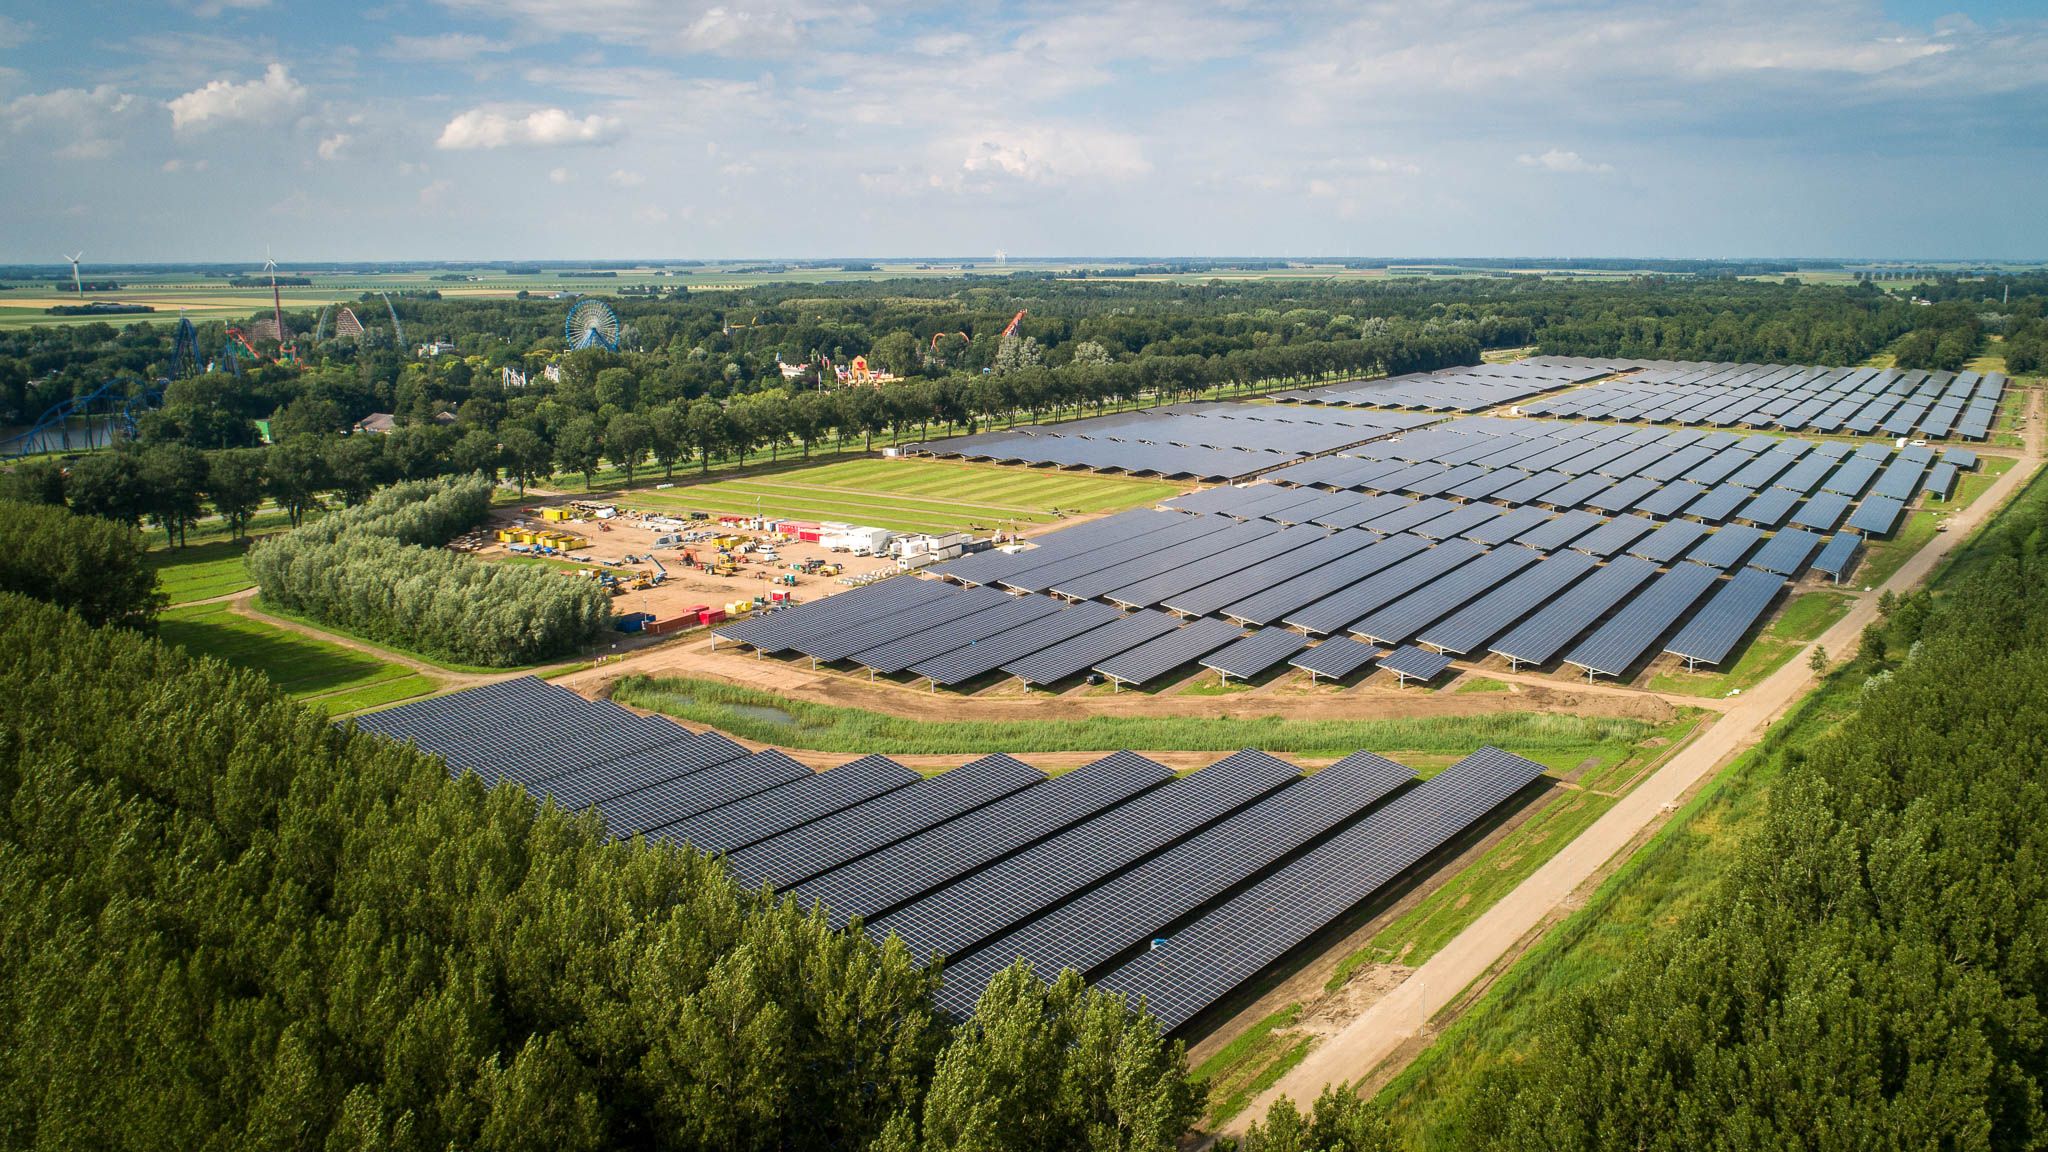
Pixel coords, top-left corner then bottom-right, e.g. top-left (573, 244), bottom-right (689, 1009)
top-left (1812, 532), bottom-right (1862, 584)
top-left (1490, 556), bottom-right (1659, 668)
top-left (1563, 561), bottom-right (1722, 678)
top-left (1093, 747), bottom-right (1547, 1030)
top-left (1380, 645), bottom-right (1455, 685)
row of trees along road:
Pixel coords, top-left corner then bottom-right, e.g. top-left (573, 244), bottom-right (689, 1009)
top-left (0, 588), bottom-right (1203, 1151)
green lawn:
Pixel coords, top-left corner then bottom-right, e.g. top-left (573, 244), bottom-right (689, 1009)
top-left (1194, 1005), bottom-right (1315, 1128)
top-left (612, 674), bottom-right (1659, 760)
top-left (158, 601), bottom-right (436, 714)
top-left (617, 456), bottom-right (1179, 535)
top-left (149, 538), bottom-right (257, 604)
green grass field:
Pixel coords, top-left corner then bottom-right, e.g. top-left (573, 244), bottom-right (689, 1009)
top-left (148, 538), bottom-right (257, 605)
top-left (158, 601), bottom-right (436, 715)
top-left (620, 456), bottom-right (1179, 535)
top-left (611, 674), bottom-right (1658, 760)
top-left (1194, 1006), bottom-right (1314, 1128)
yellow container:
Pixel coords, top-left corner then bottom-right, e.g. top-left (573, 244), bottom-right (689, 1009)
top-left (541, 507), bottom-right (575, 522)
top-left (495, 529), bottom-right (517, 542)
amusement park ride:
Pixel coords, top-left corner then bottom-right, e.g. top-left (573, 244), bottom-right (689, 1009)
top-left (565, 299), bottom-right (622, 351)
top-left (0, 317), bottom-right (203, 459)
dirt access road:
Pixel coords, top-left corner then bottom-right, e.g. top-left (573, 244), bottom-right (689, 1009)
top-left (1229, 391), bottom-right (2045, 1135)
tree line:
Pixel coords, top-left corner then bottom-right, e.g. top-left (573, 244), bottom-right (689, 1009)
top-left (247, 476), bottom-right (611, 667)
top-left (0, 589), bottom-right (1203, 1151)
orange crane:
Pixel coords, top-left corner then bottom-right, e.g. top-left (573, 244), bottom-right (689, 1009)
top-left (1001, 309), bottom-right (1028, 338)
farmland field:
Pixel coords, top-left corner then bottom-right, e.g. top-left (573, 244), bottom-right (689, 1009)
top-left (158, 601), bottom-right (436, 715)
top-left (620, 456), bottom-right (1181, 534)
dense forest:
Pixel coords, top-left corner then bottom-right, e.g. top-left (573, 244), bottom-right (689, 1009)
top-left (0, 589), bottom-right (1203, 1151)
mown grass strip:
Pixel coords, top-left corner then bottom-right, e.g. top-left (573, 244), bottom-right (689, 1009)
top-left (612, 674), bottom-right (1656, 757)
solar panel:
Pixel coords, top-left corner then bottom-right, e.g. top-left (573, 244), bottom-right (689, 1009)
top-left (1563, 562), bottom-right (1722, 677)
top-left (795, 750), bottom-right (1175, 927)
top-left (1348, 545), bottom-right (1543, 645)
top-left (1281, 538), bottom-right (1488, 636)
top-left (1490, 556), bottom-right (1659, 667)
top-left (1627, 519), bottom-right (1708, 564)
top-left (1748, 527), bottom-right (1824, 577)
top-left (795, 585), bottom-right (1011, 663)
top-left (1380, 645), bottom-right (1455, 684)
top-left (1092, 747), bottom-right (1546, 1030)
top-left (849, 594), bottom-right (1066, 674)
top-left (997, 514), bottom-right (1237, 593)
top-left (1514, 508), bottom-right (1604, 551)
top-left (868, 749), bottom-right (1300, 962)
top-left (1846, 495), bottom-right (1906, 537)
top-left (1686, 523), bottom-right (1764, 569)
top-left (722, 576), bottom-right (955, 653)
top-left (536, 730), bottom-right (751, 812)
top-left (1095, 617), bottom-right (1246, 687)
top-left (1664, 567), bottom-right (1784, 667)
top-left (1100, 524), bottom-right (1328, 608)
top-left (1289, 637), bottom-right (1381, 681)
top-left (1163, 530), bottom-right (1381, 618)
top-left (910, 601), bottom-right (1124, 685)
top-left (1201, 629), bottom-right (1312, 680)
top-left (725, 753), bottom-right (1046, 890)
top-left (1415, 550), bottom-right (1600, 654)
top-left (1570, 514), bottom-right (1659, 558)
top-left (1735, 486), bottom-right (1800, 528)
top-left (932, 750), bottom-right (1417, 1018)
top-left (1002, 610), bottom-right (1182, 685)
top-left (599, 749), bottom-right (813, 839)
top-left (1048, 519), bottom-right (1287, 602)
top-left (1218, 534), bottom-right (1430, 625)
top-left (1811, 532), bottom-right (1862, 583)
top-left (658, 754), bottom-right (921, 854)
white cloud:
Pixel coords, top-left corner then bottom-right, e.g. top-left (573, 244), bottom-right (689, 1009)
top-left (418, 178), bottom-right (453, 205)
top-left (606, 168), bottom-right (644, 187)
top-left (317, 132), bottom-right (349, 160)
top-left (435, 106), bottom-right (621, 149)
top-left (167, 63), bottom-right (305, 131)
top-left (0, 15), bottom-right (32, 50)
top-left (1517, 148), bottom-right (1613, 173)
top-left (548, 166), bottom-right (572, 184)
top-left (178, 0), bottom-right (271, 16)
top-left (162, 157), bottom-right (209, 172)
top-left (955, 125), bottom-right (1151, 186)
top-left (383, 33), bottom-right (511, 62)
top-left (6, 84), bottom-right (136, 158)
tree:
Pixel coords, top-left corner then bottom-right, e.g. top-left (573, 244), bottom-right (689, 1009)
top-left (1240, 1083), bottom-right (1396, 1152)
top-left (605, 411), bottom-right (652, 488)
top-left (1808, 646), bottom-right (1829, 675)
top-left (451, 427), bottom-right (504, 479)
top-left (206, 447), bottom-right (268, 540)
top-left (265, 437), bottom-right (328, 527)
top-left (556, 415), bottom-right (603, 489)
top-left (500, 425), bottom-right (553, 494)
top-left (0, 501), bottom-right (164, 629)
top-left (685, 398), bottom-right (725, 474)
top-left (870, 330), bottom-right (922, 377)
top-left (647, 401), bottom-right (687, 478)
top-left (3, 458), bottom-right (66, 505)
top-left (138, 442), bottom-right (208, 547)
top-left (325, 434), bottom-right (389, 506)
top-left (65, 451), bottom-right (147, 525)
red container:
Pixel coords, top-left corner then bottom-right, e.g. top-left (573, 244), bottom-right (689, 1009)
top-left (700, 608), bottom-right (726, 625)
top-left (798, 530), bottom-right (822, 543)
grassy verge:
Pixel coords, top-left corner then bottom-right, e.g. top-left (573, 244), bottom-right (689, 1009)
top-left (1375, 463), bottom-right (2048, 1148)
top-left (1194, 1006), bottom-right (1315, 1128)
top-left (1453, 677), bottom-right (1510, 694)
top-left (159, 602), bottom-right (436, 714)
top-left (612, 674), bottom-right (1660, 759)
top-left (249, 599), bottom-right (557, 676)
top-left (1646, 588), bottom-right (1853, 697)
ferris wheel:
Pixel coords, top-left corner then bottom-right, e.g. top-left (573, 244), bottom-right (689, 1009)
top-left (565, 299), bottom-right (621, 351)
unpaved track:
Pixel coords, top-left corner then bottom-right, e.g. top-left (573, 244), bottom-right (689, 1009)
top-left (1229, 391), bottom-right (2045, 1134)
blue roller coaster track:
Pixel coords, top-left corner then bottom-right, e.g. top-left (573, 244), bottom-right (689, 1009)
top-left (1, 317), bottom-right (203, 459)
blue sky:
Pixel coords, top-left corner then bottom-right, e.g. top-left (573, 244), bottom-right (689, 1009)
top-left (2, 0), bottom-right (2045, 261)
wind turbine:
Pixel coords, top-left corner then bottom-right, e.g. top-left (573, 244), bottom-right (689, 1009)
top-left (63, 252), bottom-right (83, 295)
top-left (263, 247), bottom-right (289, 350)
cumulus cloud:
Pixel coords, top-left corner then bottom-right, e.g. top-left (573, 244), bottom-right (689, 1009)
top-left (317, 132), bottom-right (349, 160)
top-left (606, 168), bottom-right (644, 187)
top-left (6, 84), bottom-right (136, 158)
top-left (0, 15), bottom-right (32, 50)
top-left (167, 63), bottom-right (305, 131)
top-left (418, 178), bottom-right (453, 205)
top-left (435, 106), bottom-right (621, 149)
top-left (178, 0), bottom-right (271, 16)
top-left (1517, 148), bottom-right (1613, 173)
top-left (548, 166), bottom-right (572, 184)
